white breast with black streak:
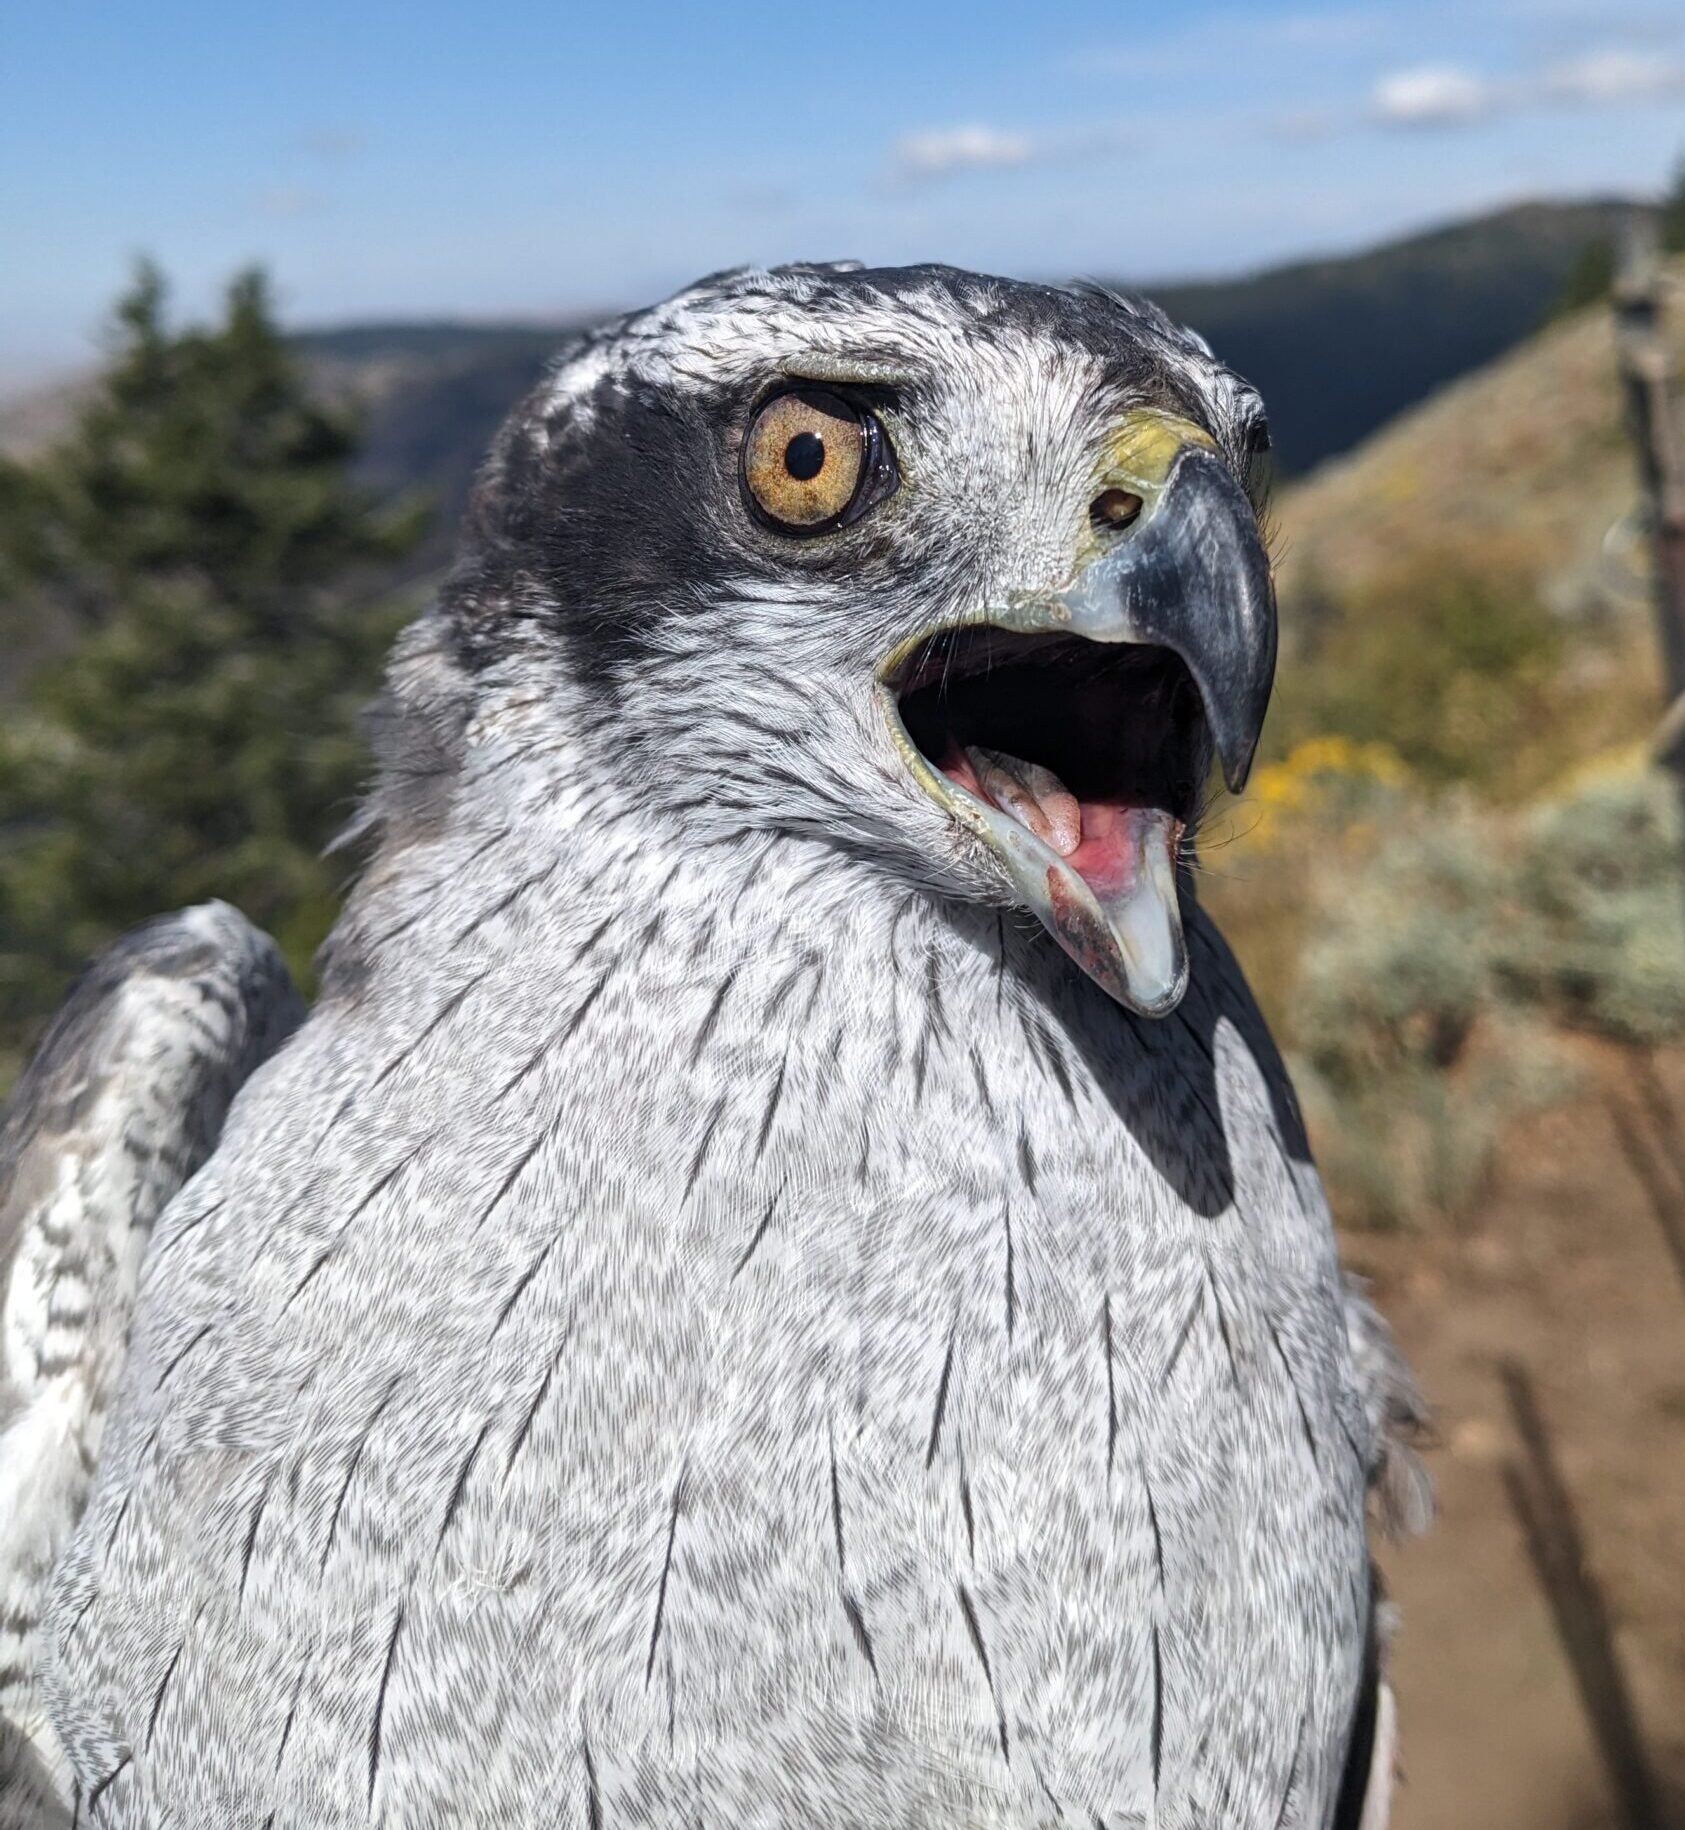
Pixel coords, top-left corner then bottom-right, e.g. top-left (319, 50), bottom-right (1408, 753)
top-left (8, 263), bottom-right (1424, 1829)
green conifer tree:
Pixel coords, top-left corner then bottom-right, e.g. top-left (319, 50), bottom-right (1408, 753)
top-left (0, 263), bottom-right (427, 1059)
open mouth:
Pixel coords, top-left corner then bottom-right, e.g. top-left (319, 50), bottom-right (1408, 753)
top-left (893, 627), bottom-right (1211, 868)
top-left (868, 414), bottom-right (1275, 1016)
top-left (879, 625), bottom-right (1215, 1015)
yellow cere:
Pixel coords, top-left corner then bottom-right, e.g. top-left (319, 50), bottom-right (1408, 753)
top-left (1100, 408), bottom-right (1218, 500)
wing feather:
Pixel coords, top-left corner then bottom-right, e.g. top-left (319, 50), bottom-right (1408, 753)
top-left (0, 902), bottom-right (300, 1825)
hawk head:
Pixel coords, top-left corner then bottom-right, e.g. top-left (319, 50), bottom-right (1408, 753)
top-left (440, 262), bottom-right (1274, 1016)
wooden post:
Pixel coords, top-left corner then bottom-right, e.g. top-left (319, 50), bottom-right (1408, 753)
top-left (1617, 215), bottom-right (1685, 770)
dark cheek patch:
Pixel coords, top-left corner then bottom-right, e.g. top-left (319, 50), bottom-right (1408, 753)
top-left (450, 378), bottom-right (749, 689)
top-left (449, 375), bottom-right (938, 698)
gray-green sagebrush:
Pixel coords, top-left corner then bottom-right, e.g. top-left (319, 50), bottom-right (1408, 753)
top-left (1, 264), bottom-right (1425, 1828)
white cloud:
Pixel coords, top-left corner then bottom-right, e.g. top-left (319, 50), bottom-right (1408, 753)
top-left (1368, 44), bottom-right (1685, 129)
top-left (1369, 64), bottom-right (1497, 126)
top-left (887, 121), bottom-right (1137, 189)
top-left (892, 124), bottom-right (1037, 182)
top-left (1539, 46), bottom-right (1685, 103)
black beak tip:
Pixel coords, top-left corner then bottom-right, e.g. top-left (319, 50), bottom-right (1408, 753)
top-left (1211, 648), bottom-right (1274, 794)
top-left (1221, 743), bottom-right (1257, 797)
top-left (1159, 450), bottom-right (1277, 804)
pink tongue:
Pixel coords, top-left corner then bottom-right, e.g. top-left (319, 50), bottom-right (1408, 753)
top-left (1065, 799), bottom-right (1144, 895)
top-left (950, 745), bottom-right (1152, 890)
top-left (938, 741), bottom-right (1188, 1013)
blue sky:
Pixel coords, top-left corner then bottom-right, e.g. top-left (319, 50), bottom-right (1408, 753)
top-left (3, 0), bottom-right (1682, 386)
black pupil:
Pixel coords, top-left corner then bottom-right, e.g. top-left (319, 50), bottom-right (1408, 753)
top-left (784, 431), bottom-right (825, 481)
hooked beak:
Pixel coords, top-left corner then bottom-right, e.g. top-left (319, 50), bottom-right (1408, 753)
top-left (876, 408), bottom-right (1276, 1017)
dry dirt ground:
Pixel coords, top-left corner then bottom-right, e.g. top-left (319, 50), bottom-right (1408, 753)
top-left (1351, 1043), bottom-right (1685, 1829)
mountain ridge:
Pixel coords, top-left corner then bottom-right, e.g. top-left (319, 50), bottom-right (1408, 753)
top-left (0, 195), bottom-right (1644, 556)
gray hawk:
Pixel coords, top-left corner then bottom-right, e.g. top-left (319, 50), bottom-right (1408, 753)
top-left (0, 263), bottom-right (1426, 1829)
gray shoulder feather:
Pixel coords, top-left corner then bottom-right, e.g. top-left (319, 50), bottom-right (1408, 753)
top-left (1343, 1274), bottom-right (1432, 1538)
top-left (0, 902), bottom-right (301, 1825)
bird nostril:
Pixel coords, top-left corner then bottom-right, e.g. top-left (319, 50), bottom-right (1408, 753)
top-left (1091, 488), bottom-right (1144, 531)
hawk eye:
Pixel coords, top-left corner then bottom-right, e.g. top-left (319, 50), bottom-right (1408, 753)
top-left (742, 387), bottom-right (889, 534)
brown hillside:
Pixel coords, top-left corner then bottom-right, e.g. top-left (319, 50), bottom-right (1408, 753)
top-left (1273, 261), bottom-right (1685, 623)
